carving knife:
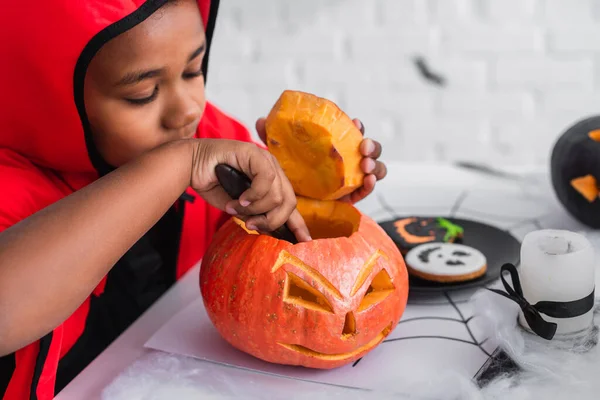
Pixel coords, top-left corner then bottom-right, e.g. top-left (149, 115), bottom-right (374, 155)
top-left (215, 164), bottom-right (298, 244)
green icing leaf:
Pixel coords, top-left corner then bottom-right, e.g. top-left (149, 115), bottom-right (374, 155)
top-left (437, 217), bottom-right (464, 242)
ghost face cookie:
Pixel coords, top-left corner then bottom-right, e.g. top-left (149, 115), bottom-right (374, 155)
top-left (379, 217), bottom-right (464, 255)
top-left (404, 243), bottom-right (487, 283)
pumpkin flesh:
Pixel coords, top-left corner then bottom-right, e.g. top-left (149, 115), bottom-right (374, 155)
top-left (265, 90), bottom-right (364, 201)
top-left (200, 200), bottom-right (409, 369)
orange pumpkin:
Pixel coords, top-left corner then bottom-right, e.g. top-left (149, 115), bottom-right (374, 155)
top-left (200, 198), bottom-right (409, 369)
top-left (200, 90), bottom-right (409, 369)
top-left (265, 90), bottom-right (365, 201)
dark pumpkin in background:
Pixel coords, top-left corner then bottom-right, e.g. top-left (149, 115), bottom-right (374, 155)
top-left (200, 91), bottom-right (409, 369)
top-left (551, 115), bottom-right (600, 228)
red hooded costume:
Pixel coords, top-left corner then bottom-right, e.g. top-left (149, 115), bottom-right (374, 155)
top-left (0, 1), bottom-right (253, 398)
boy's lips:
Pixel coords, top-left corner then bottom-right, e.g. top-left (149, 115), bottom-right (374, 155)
top-left (181, 120), bottom-right (201, 139)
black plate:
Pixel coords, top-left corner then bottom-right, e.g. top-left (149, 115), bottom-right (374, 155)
top-left (379, 217), bottom-right (521, 293)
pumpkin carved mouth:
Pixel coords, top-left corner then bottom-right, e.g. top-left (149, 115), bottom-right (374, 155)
top-left (278, 322), bottom-right (394, 361)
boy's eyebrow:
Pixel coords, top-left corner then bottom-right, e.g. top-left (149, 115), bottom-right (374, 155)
top-left (116, 69), bottom-right (163, 86)
top-left (189, 42), bottom-right (206, 61)
top-left (115, 43), bottom-right (206, 86)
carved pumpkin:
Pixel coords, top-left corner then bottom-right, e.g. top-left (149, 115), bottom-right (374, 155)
top-left (199, 90), bottom-right (409, 369)
top-left (551, 116), bottom-right (600, 228)
top-left (200, 197), bottom-right (409, 369)
top-left (265, 90), bottom-right (365, 201)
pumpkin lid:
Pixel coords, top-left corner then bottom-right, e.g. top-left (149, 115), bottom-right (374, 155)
top-left (265, 90), bottom-right (365, 201)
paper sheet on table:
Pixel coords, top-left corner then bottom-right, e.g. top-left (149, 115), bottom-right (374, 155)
top-left (144, 182), bottom-right (565, 392)
top-left (145, 296), bottom-right (496, 392)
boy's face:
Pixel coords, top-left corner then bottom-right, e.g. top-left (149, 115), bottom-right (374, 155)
top-left (84, 0), bottom-right (207, 167)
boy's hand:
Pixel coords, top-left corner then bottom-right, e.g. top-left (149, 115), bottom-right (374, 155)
top-left (255, 117), bottom-right (387, 204)
top-left (339, 118), bottom-right (387, 204)
top-left (189, 139), bottom-right (311, 242)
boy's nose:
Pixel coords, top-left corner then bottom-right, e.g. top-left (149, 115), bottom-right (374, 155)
top-left (163, 93), bottom-right (202, 136)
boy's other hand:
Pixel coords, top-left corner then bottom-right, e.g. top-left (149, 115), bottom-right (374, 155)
top-left (340, 118), bottom-right (387, 204)
top-left (189, 139), bottom-right (311, 242)
top-left (255, 117), bottom-right (386, 204)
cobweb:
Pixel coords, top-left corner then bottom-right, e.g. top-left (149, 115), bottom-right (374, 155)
top-left (103, 169), bottom-right (596, 399)
top-left (348, 170), bottom-right (587, 376)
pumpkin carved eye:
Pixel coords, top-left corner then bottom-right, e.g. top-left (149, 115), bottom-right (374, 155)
top-left (349, 250), bottom-right (396, 312)
top-left (588, 129), bottom-right (600, 142)
top-left (284, 271), bottom-right (334, 313)
top-left (357, 269), bottom-right (396, 312)
top-left (570, 174), bottom-right (599, 203)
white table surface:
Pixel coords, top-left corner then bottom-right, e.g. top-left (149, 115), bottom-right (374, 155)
top-left (54, 161), bottom-right (552, 399)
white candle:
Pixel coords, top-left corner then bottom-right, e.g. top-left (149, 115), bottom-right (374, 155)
top-left (518, 229), bottom-right (596, 337)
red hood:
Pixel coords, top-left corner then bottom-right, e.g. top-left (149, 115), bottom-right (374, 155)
top-left (0, 0), bottom-right (216, 176)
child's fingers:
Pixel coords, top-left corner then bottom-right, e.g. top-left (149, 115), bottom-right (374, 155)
top-left (255, 117), bottom-right (267, 144)
top-left (360, 157), bottom-right (386, 179)
top-left (350, 175), bottom-right (376, 204)
top-left (245, 207), bottom-right (286, 233)
top-left (230, 176), bottom-right (284, 216)
top-left (245, 176), bottom-right (297, 232)
top-left (360, 138), bottom-right (382, 159)
top-left (360, 157), bottom-right (376, 174)
top-left (246, 206), bottom-right (310, 242)
top-left (224, 199), bottom-right (241, 215)
top-left (243, 215), bottom-right (266, 232)
top-left (251, 210), bottom-right (312, 243)
top-left (205, 187), bottom-right (242, 215)
top-left (372, 161), bottom-right (387, 180)
top-left (353, 118), bottom-right (365, 135)
top-left (286, 209), bottom-right (312, 242)
top-left (237, 154), bottom-right (278, 206)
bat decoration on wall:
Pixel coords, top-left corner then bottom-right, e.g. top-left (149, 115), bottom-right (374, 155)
top-left (413, 55), bottom-right (446, 87)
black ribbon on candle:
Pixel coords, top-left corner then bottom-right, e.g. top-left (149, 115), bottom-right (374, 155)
top-left (488, 263), bottom-right (595, 341)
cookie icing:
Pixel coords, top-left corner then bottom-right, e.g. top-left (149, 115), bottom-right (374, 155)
top-left (379, 217), bottom-right (464, 254)
top-left (405, 243), bottom-right (487, 277)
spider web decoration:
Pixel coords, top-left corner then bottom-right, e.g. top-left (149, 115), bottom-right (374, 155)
top-left (142, 169), bottom-right (590, 394)
top-left (347, 170), bottom-right (588, 379)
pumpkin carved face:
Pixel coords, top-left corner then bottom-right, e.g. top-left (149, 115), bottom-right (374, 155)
top-left (551, 116), bottom-right (600, 228)
top-left (200, 199), bottom-right (409, 369)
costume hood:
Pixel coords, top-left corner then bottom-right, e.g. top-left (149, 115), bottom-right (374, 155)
top-left (0, 0), bottom-right (217, 176)
top-left (0, 3), bottom-right (230, 399)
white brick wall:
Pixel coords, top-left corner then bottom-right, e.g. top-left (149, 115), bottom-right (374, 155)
top-left (206, 0), bottom-right (600, 167)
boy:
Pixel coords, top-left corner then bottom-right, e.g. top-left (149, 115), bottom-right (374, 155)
top-left (0, 1), bottom-right (386, 398)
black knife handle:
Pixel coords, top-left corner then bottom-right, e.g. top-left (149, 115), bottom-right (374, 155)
top-left (215, 164), bottom-right (251, 200)
top-left (215, 164), bottom-right (298, 244)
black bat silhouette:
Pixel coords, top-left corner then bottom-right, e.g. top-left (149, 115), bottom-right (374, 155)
top-left (413, 55), bottom-right (446, 87)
